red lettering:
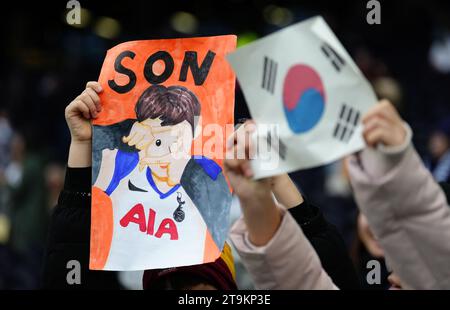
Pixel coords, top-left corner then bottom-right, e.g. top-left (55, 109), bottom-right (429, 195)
top-left (120, 203), bottom-right (146, 232)
top-left (120, 204), bottom-right (178, 240)
top-left (147, 208), bottom-right (156, 236)
top-left (155, 219), bottom-right (179, 240)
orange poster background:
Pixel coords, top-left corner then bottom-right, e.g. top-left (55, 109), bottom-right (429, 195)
top-left (94, 35), bottom-right (236, 166)
top-left (90, 36), bottom-right (236, 270)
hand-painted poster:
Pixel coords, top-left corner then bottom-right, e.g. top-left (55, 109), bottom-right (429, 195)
top-left (90, 36), bottom-right (236, 271)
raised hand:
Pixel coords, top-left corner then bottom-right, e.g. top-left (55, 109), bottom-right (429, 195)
top-left (362, 99), bottom-right (407, 148)
top-left (65, 81), bottom-right (103, 143)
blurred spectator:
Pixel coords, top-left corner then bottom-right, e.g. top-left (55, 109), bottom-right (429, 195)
top-left (322, 160), bottom-right (358, 250)
top-left (0, 110), bottom-right (13, 170)
top-left (354, 213), bottom-right (390, 289)
top-left (357, 214), bottom-right (384, 259)
top-left (429, 32), bottom-right (450, 74)
top-left (353, 47), bottom-right (388, 82)
top-left (372, 76), bottom-right (403, 112)
top-left (1, 133), bottom-right (50, 288)
top-left (0, 110), bottom-right (14, 245)
top-left (324, 160), bottom-right (391, 289)
top-left (8, 132), bottom-right (49, 250)
top-left (424, 119), bottom-right (450, 183)
top-left (44, 163), bottom-right (65, 210)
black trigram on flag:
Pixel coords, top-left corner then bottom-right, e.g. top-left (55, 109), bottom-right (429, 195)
top-left (266, 126), bottom-right (287, 160)
top-left (321, 43), bottom-right (346, 72)
top-left (262, 56), bottom-right (277, 94)
top-left (333, 104), bottom-right (360, 143)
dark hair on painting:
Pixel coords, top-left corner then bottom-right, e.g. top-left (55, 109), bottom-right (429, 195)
top-left (135, 85), bottom-right (201, 133)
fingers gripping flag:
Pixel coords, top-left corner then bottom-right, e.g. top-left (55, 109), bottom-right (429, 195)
top-left (227, 16), bottom-right (377, 179)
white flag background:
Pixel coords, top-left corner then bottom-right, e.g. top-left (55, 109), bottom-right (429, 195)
top-left (227, 16), bottom-right (378, 179)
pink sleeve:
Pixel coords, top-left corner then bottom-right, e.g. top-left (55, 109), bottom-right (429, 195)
top-left (229, 208), bottom-right (337, 290)
top-left (348, 140), bottom-right (450, 289)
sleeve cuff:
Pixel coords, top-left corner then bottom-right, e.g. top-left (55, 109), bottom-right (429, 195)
top-left (63, 167), bottom-right (92, 193)
top-left (289, 201), bottom-right (315, 220)
top-left (377, 122), bottom-right (413, 155)
top-left (288, 202), bottom-right (327, 237)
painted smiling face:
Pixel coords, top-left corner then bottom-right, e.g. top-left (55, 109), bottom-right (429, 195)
top-left (138, 118), bottom-right (193, 182)
top-left (123, 84), bottom-right (201, 185)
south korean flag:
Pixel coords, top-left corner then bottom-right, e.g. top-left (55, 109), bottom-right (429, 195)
top-left (227, 16), bottom-right (377, 179)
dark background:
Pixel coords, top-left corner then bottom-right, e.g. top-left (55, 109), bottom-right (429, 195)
top-left (2, 0), bottom-right (450, 158)
top-left (0, 0), bottom-right (449, 289)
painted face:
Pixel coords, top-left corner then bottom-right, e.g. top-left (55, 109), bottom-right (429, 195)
top-left (138, 118), bottom-right (193, 182)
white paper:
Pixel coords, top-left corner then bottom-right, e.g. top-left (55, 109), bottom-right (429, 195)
top-left (227, 16), bottom-right (377, 179)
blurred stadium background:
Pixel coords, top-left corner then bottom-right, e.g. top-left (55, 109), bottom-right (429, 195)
top-left (0, 0), bottom-right (450, 289)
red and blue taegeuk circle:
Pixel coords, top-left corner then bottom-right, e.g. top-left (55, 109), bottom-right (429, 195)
top-left (282, 64), bottom-right (326, 134)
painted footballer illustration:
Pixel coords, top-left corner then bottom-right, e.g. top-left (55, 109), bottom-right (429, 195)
top-left (90, 36), bottom-right (236, 271)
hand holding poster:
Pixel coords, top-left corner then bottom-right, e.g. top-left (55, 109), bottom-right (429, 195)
top-left (90, 36), bottom-right (236, 271)
top-left (227, 16), bottom-right (377, 179)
